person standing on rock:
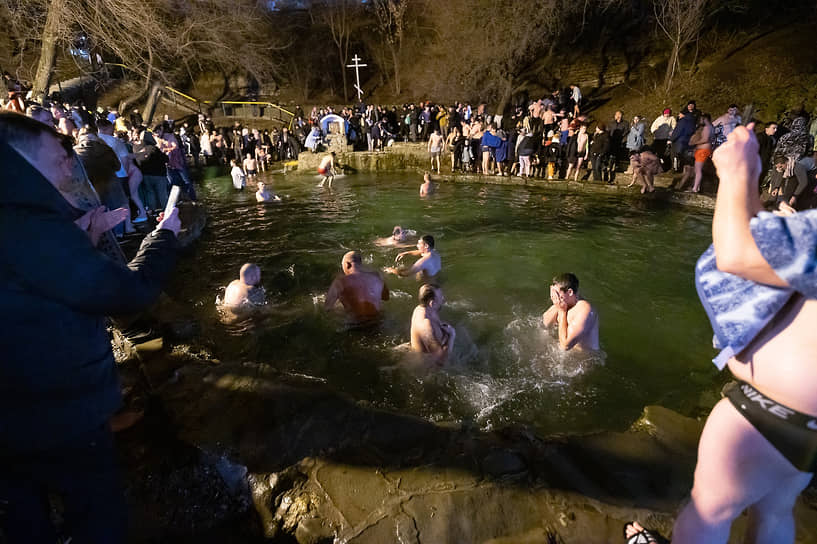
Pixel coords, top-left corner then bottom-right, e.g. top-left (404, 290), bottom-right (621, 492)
top-left (0, 112), bottom-right (180, 543)
top-left (542, 273), bottom-right (600, 351)
top-left (317, 152), bottom-right (336, 188)
top-left (325, 251), bottom-right (389, 322)
top-left (428, 128), bottom-right (444, 174)
top-left (677, 124), bottom-right (817, 544)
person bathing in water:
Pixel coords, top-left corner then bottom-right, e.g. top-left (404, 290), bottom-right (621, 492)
top-left (317, 152), bottom-right (336, 188)
top-left (384, 234), bottom-right (441, 280)
top-left (375, 225), bottom-right (417, 247)
top-left (410, 284), bottom-right (456, 367)
top-left (325, 251), bottom-right (389, 322)
top-left (542, 273), bottom-right (600, 351)
top-left (420, 172), bottom-right (435, 196)
top-left (255, 181), bottom-right (281, 203)
top-left (223, 263), bottom-right (266, 308)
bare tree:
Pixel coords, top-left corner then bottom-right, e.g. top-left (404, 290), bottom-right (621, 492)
top-left (653, 0), bottom-right (710, 92)
top-left (8, 0), bottom-right (288, 106)
top-left (313, 0), bottom-right (362, 102)
top-left (370, 0), bottom-right (408, 96)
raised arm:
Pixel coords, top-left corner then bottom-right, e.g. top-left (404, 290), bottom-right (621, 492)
top-left (711, 124), bottom-right (787, 286)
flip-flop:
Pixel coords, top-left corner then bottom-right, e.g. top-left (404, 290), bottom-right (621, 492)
top-left (623, 522), bottom-right (659, 544)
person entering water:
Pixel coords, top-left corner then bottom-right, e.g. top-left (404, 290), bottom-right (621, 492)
top-left (317, 152), bottom-right (336, 188)
top-left (542, 273), bottom-right (600, 351)
top-left (410, 284), bottom-right (456, 367)
top-left (384, 234), bottom-right (441, 280)
top-left (325, 251), bottom-right (389, 322)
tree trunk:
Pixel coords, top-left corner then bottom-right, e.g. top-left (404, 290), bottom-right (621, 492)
top-left (495, 76), bottom-right (514, 121)
top-left (390, 44), bottom-right (401, 96)
top-left (340, 55), bottom-right (348, 102)
top-left (142, 81), bottom-right (164, 127)
top-left (663, 41), bottom-right (680, 93)
top-left (32, 0), bottom-right (64, 103)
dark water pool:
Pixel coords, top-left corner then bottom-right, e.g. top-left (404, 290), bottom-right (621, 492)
top-left (169, 171), bottom-right (720, 435)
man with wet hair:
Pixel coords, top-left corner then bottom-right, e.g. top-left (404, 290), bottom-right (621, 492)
top-left (325, 251), bottom-right (389, 321)
top-left (223, 263), bottom-right (266, 308)
top-left (385, 234), bottom-right (442, 280)
top-left (542, 273), bottom-right (600, 351)
top-left (410, 284), bottom-right (456, 366)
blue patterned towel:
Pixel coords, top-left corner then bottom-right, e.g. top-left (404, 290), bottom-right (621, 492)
top-left (695, 210), bottom-right (817, 369)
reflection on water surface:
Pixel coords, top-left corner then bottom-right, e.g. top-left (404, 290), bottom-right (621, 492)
top-left (170, 172), bottom-right (717, 435)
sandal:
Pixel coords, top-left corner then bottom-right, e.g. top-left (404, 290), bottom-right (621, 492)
top-left (623, 521), bottom-right (659, 544)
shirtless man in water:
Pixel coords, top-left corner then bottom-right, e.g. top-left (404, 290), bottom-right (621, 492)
top-left (672, 125), bottom-right (817, 544)
top-left (223, 263), bottom-right (266, 308)
top-left (325, 251), bottom-right (389, 321)
top-left (317, 152), bottom-right (335, 188)
top-left (410, 284), bottom-right (456, 366)
top-left (541, 273), bottom-right (600, 351)
top-left (384, 235), bottom-right (441, 280)
top-left (419, 172), bottom-right (435, 196)
top-left (255, 181), bottom-right (281, 203)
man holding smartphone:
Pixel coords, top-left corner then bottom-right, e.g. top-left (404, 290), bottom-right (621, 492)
top-left (0, 112), bottom-right (181, 543)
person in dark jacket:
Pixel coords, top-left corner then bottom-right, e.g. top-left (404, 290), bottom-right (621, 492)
top-left (589, 123), bottom-right (611, 183)
top-left (132, 129), bottom-right (169, 212)
top-left (670, 110), bottom-right (696, 172)
top-left (0, 112), bottom-right (180, 543)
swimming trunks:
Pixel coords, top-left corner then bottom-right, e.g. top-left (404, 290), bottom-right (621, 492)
top-left (430, 151), bottom-right (440, 158)
top-left (694, 148), bottom-right (712, 163)
top-left (247, 169), bottom-right (257, 175)
top-left (318, 167), bottom-right (328, 175)
top-left (724, 380), bottom-right (817, 472)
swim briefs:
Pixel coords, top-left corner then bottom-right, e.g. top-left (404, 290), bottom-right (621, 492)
top-left (724, 380), bottom-right (817, 472)
top-left (694, 148), bottom-right (712, 163)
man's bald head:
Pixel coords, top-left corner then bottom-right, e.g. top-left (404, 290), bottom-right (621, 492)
top-left (342, 251), bottom-right (362, 273)
top-left (239, 263), bottom-right (261, 286)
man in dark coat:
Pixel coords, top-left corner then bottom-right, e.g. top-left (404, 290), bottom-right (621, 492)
top-left (0, 112), bottom-right (180, 543)
top-left (670, 110), bottom-right (696, 172)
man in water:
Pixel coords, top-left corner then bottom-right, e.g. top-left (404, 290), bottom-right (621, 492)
top-left (223, 263), bottom-right (266, 307)
top-left (242, 154), bottom-right (258, 182)
top-left (672, 125), bottom-right (817, 544)
top-left (317, 152), bottom-right (336, 188)
top-left (384, 234), bottom-right (441, 280)
top-left (325, 251), bottom-right (389, 321)
top-left (420, 172), bottom-right (435, 196)
top-left (427, 129), bottom-right (444, 173)
top-left (410, 284), bottom-right (456, 366)
top-left (541, 273), bottom-right (600, 351)
top-left (374, 225), bottom-right (416, 247)
top-left (255, 181), bottom-right (281, 203)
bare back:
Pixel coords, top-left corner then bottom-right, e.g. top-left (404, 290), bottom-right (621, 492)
top-left (327, 271), bottom-right (388, 320)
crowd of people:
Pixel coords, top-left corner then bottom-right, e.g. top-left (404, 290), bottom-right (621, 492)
top-left (4, 66), bottom-right (817, 544)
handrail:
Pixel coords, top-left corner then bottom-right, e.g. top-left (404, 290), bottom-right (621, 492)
top-left (101, 62), bottom-right (293, 128)
top-left (165, 86), bottom-right (212, 105)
